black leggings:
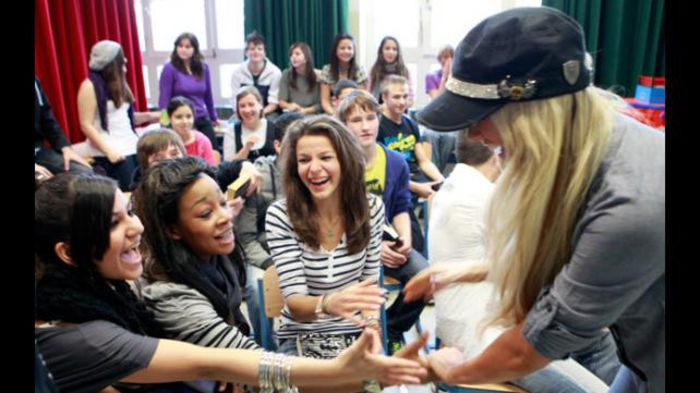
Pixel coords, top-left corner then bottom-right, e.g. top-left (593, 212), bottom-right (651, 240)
top-left (195, 116), bottom-right (219, 152)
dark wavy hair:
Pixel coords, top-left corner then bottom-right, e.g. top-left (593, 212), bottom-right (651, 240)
top-left (279, 115), bottom-right (370, 254)
top-left (369, 36), bottom-right (408, 94)
top-left (288, 42), bottom-right (317, 92)
top-left (329, 33), bottom-right (360, 83)
top-left (170, 32), bottom-right (205, 79)
top-left (134, 156), bottom-right (246, 319)
top-left (35, 173), bottom-right (162, 336)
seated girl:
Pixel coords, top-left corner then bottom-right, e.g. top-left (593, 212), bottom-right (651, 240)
top-left (279, 42), bottom-right (321, 115)
top-left (226, 86), bottom-right (276, 162)
top-left (368, 36), bottom-right (414, 108)
top-left (136, 156), bottom-right (259, 355)
top-left (319, 33), bottom-right (368, 115)
top-left (34, 173), bottom-right (427, 392)
top-left (265, 116), bottom-right (385, 363)
top-left (77, 40), bottom-right (159, 190)
top-left (167, 96), bottom-right (216, 165)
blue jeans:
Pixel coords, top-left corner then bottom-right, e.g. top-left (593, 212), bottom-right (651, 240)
top-left (383, 249), bottom-right (429, 340)
top-left (421, 127), bottom-right (458, 173)
top-left (570, 330), bottom-right (621, 384)
top-left (609, 365), bottom-right (646, 393)
top-left (244, 264), bottom-right (275, 349)
top-left (510, 331), bottom-right (620, 393)
top-left (512, 358), bottom-right (609, 393)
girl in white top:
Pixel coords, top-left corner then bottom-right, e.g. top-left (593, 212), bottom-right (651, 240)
top-left (227, 86), bottom-right (276, 162)
top-left (266, 116), bottom-right (385, 369)
top-left (77, 40), bottom-right (158, 190)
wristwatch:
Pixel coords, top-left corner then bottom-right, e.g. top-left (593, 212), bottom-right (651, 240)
top-left (314, 294), bottom-right (330, 319)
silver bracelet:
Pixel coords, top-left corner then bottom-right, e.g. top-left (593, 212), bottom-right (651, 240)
top-left (274, 353), bottom-right (285, 389)
top-left (258, 351), bottom-right (274, 392)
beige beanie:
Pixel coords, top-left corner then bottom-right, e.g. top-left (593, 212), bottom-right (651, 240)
top-left (89, 40), bottom-right (122, 71)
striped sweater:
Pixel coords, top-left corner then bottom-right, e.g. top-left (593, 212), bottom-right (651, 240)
top-left (142, 282), bottom-right (260, 350)
top-left (265, 194), bottom-right (384, 339)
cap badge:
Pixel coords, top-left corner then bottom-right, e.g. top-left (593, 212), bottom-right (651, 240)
top-left (497, 78), bottom-right (537, 101)
top-left (562, 60), bottom-right (581, 86)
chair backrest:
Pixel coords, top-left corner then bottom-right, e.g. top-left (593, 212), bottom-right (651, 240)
top-left (261, 266), bottom-right (283, 318)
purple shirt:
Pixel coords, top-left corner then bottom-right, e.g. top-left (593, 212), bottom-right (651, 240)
top-left (159, 62), bottom-right (218, 121)
top-left (425, 69), bottom-right (443, 94)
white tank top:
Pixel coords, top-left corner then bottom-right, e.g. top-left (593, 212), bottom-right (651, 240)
top-left (87, 100), bottom-right (138, 157)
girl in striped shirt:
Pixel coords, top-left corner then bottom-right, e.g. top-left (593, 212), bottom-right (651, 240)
top-left (266, 116), bottom-right (386, 363)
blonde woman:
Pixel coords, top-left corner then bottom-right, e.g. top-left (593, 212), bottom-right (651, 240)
top-left (405, 7), bottom-right (664, 393)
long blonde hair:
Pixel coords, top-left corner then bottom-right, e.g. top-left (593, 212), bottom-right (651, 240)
top-left (484, 87), bottom-right (612, 327)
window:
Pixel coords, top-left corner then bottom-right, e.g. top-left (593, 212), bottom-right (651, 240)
top-left (356, 0), bottom-right (542, 109)
top-left (135, 0), bottom-right (245, 109)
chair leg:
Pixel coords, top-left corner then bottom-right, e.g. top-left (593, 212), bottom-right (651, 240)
top-left (257, 278), bottom-right (270, 350)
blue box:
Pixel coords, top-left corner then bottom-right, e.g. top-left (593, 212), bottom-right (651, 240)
top-left (634, 84), bottom-right (665, 104)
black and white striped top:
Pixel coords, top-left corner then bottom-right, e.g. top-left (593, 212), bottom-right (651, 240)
top-left (265, 194), bottom-right (384, 339)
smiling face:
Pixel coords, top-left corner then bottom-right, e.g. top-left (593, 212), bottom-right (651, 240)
top-left (296, 134), bottom-right (342, 203)
top-left (170, 174), bottom-right (235, 261)
top-left (176, 38), bottom-right (194, 62)
top-left (246, 42), bottom-right (266, 63)
top-left (336, 39), bottom-right (355, 65)
top-left (381, 39), bottom-right (398, 63)
top-left (96, 188), bottom-right (144, 281)
top-left (290, 46), bottom-right (307, 69)
top-left (382, 83), bottom-right (408, 117)
top-left (344, 106), bottom-right (379, 150)
top-left (237, 93), bottom-right (262, 125)
top-left (169, 105), bottom-right (194, 140)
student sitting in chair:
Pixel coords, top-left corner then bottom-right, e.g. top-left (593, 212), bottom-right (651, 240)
top-left (337, 90), bottom-right (428, 355)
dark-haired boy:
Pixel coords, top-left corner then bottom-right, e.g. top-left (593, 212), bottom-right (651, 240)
top-left (230, 31), bottom-right (282, 118)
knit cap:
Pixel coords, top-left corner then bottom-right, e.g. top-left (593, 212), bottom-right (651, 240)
top-left (89, 40), bottom-right (122, 71)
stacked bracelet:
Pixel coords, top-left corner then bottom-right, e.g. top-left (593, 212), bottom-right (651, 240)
top-left (258, 351), bottom-right (299, 392)
top-left (258, 351), bottom-right (274, 392)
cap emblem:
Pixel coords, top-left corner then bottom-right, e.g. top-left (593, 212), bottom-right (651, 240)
top-left (497, 78), bottom-right (537, 101)
top-left (562, 60), bottom-right (581, 86)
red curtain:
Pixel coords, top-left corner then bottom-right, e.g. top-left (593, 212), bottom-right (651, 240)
top-left (35, 0), bottom-right (147, 143)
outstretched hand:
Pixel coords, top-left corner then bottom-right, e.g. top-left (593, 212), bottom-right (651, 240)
top-left (403, 263), bottom-right (488, 303)
top-left (336, 329), bottom-right (427, 386)
top-left (427, 347), bottom-right (464, 384)
top-left (325, 279), bottom-right (386, 326)
top-left (392, 330), bottom-right (441, 383)
top-left (402, 264), bottom-right (453, 303)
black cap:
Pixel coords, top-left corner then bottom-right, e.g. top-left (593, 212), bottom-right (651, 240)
top-left (417, 7), bottom-right (590, 131)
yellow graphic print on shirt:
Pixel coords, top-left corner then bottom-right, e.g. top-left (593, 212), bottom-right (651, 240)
top-left (384, 133), bottom-right (417, 162)
top-left (365, 144), bottom-right (386, 199)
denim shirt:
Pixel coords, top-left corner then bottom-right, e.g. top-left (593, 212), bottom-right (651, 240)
top-left (522, 114), bottom-right (665, 393)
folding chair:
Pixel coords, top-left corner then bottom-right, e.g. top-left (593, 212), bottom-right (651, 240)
top-left (256, 266), bottom-right (284, 350)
